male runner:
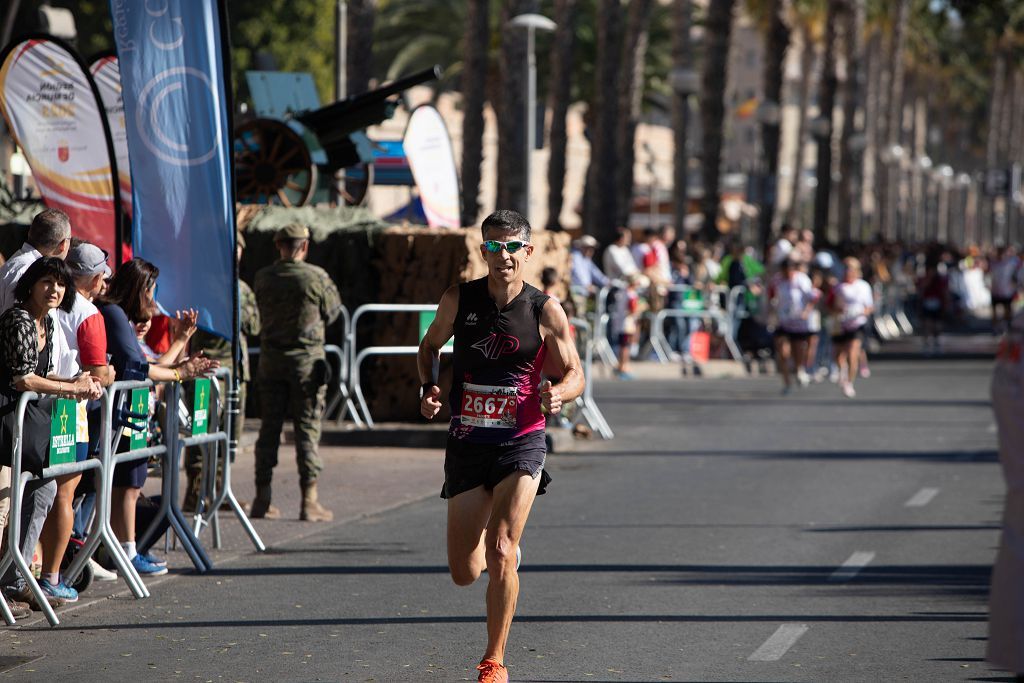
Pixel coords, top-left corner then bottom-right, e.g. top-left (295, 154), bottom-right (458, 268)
top-left (418, 209), bottom-right (585, 683)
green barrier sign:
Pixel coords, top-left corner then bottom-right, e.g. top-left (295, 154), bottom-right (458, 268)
top-left (130, 388), bottom-right (149, 450)
top-left (419, 310), bottom-right (453, 349)
top-left (681, 289), bottom-right (704, 311)
top-left (49, 398), bottom-right (77, 466)
top-left (192, 378), bottom-right (210, 435)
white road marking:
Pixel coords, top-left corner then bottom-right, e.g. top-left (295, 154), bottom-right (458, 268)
top-left (905, 487), bottom-right (939, 507)
top-left (828, 551), bottom-right (876, 582)
top-left (748, 623), bottom-right (809, 661)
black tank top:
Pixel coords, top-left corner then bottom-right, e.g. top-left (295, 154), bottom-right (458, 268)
top-left (449, 277), bottom-right (549, 443)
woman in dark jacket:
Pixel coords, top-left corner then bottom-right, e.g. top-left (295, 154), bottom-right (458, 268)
top-left (95, 258), bottom-right (216, 576)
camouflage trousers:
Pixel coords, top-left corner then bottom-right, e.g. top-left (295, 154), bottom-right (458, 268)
top-left (254, 360), bottom-right (328, 487)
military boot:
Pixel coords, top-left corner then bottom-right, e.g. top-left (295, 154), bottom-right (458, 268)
top-left (249, 484), bottom-right (281, 519)
top-left (299, 482), bottom-right (333, 522)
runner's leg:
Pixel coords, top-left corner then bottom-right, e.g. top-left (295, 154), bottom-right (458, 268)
top-left (482, 471), bottom-right (541, 664)
top-left (447, 485), bottom-right (491, 586)
top-left (848, 337), bottom-right (863, 386)
top-left (775, 335), bottom-right (792, 387)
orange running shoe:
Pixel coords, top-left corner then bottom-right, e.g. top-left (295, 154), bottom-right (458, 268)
top-left (476, 658), bottom-right (508, 683)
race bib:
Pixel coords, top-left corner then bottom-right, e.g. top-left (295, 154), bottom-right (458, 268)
top-left (460, 383), bottom-right (517, 428)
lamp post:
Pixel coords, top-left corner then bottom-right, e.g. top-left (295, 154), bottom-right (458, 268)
top-left (509, 13), bottom-right (556, 223)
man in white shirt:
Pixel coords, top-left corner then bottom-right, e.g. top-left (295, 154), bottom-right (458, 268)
top-left (0, 208), bottom-right (72, 611)
top-left (603, 227), bottom-right (639, 281)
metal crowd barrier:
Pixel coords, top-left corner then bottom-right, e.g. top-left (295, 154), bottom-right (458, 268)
top-left (569, 317), bottom-right (613, 439)
top-left (180, 368), bottom-right (265, 552)
top-left (348, 303), bottom-right (452, 428)
top-left (873, 282), bottom-right (914, 341)
top-left (0, 372), bottom-right (253, 627)
top-left (592, 282), bottom-right (621, 367)
top-left (645, 285), bottom-right (745, 363)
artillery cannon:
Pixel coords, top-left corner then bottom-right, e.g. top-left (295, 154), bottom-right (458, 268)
top-left (233, 65), bottom-right (441, 207)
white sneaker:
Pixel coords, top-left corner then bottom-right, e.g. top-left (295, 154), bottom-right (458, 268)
top-left (796, 369), bottom-right (810, 387)
top-left (828, 367), bottom-right (840, 383)
top-left (842, 382), bottom-right (856, 398)
top-left (90, 557), bottom-right (118, 581)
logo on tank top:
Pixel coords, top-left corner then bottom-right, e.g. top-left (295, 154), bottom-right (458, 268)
top-left (465, 312), bottom-right (478, 326)
top-left (471, 333), bottom-right (520, 359)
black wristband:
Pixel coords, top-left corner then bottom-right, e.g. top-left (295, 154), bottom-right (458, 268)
top-left (420, 382), bottom-right (436, 398)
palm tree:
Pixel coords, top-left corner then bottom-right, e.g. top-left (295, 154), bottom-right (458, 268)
top-left (671, 0), bottom-right (695, 236)
top-left (615, 0), bottom-right (655, 228)
top-left (546, 0), bottom-right (579, 231)
top-left (836, 0), bottom-right (866, 242)
top-left (460, 0), bottom-right (490, 227)
top-left (883, 0), bottom-right (909, 240)
top-left (347, 0), bottom-right (377, 96)
top-left (496, 0), bottom-right (537, 216)
top-left (751, 0), bottom-right (791, 250)
top-left (812, 0), bottom-right (842, 242)
top-left (783, 0), bottom-right (825, 227)
top-left (699, 0), bottom-right (737, 241)
top-left (584, 0), bottom-right (623, 244)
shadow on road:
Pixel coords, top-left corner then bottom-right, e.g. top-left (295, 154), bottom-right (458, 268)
top-left (556, 448), bottom-right (998, 463)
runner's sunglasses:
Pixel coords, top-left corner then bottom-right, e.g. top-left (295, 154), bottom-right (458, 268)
top-left (482, 240), bottom-right (531, 254)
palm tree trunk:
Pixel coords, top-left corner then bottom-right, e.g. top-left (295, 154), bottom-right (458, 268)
top-left (496, 0), bottom-right (537, 217)
top-left (699, 0), bottom-right (736, 242)
top-left (460, 0), bottom-right (490, 227)
top-left (983, 43), bottom-right (1006, 247)
top-left (758, 0), bottom-right (790, 251)
top-left (813, 0), bottom-right (842, 242)
top-left (784, 24), bottom-right (815, 227)
top-left (545, 0), bottom-right (579, 231)
top-left (884, 0), bottom-right (909, 240)
top-left (615, 0), bottom-right (655, 228)
top-left (671, 0), bottom-right (694, 236)
top-left (868, 27), bottom-right (889, 239)
top-left (837, 0), bottom-right (865, 243)
top-left (584, 0), bottom-right (624, 243)
top-left (346, 0), bottom-right (376, 96)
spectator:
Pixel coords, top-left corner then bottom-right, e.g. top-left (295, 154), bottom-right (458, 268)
top-left (0, 258), bottom-right (101, 606)
top-left (769, 224), bottom-right (799, 268)
top-left (569, 235), bottom-right (608, 293)
top-left (917, 260), bottom-right (948, 354)
top-left (95, 258), bottom-right (217, 576)
top-left (610, 273), bottom-right (647, 380)
top-left (603, 227), bottom-right (639, 281)
top-left (0, 208), bottom-right (73, 613)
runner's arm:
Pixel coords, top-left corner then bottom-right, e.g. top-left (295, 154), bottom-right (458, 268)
top-left (539, 298), bottom-right (585, 414)
top-left (418, 286), bottom-right (458, 419)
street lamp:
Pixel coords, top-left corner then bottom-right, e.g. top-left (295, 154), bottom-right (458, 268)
top-left (509, 13), bottom-right (556, 223)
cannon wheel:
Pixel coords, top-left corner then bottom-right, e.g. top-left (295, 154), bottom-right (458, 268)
top-left (234, 119), bottom-right (317, 207)
top-left (341, 163), bottom-right (373, 206)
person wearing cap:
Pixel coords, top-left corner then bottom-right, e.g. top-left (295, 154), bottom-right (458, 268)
top-left (32, 240), bottom-right (119, 602)
top-left (570, 234), bottom-right (608, 294)
top-left (252, 224), bottom-right (342, 521)
top-left (183, 231), bottom-right (261, 512)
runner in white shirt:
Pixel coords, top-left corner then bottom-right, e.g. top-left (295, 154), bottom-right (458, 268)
top-left (988, 246), bottom-right (1021, 334)
top-left (828, 257), bottom-right (874, 398)
top-left (769, 257), bottom-right (819, 394)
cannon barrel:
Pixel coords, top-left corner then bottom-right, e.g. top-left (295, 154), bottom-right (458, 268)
top-left (295, 65), bottom-right (442, 137)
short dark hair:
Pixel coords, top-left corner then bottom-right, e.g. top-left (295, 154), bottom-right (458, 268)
top-left (98, 257), bottom-right (160, 322)
top-left (481, 209), bottom-right (531, 242)
top-left (541, 266), bottom-right (558, 288)
top-left (14, 256), bottom-right (76, 312)
top-left (27, 208), bottom-right (71, 250)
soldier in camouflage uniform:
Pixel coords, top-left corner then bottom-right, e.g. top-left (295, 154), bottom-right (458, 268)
top-left (183, 231), bottom-right (261, 512)
top-left (251, 224), bottom-right (342, 521)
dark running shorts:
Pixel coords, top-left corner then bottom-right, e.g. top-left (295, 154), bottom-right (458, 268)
top-left (832, 324), bottom-right (866, 344)
top-left (992, 294), bottom-right (1014, 307)
top-left (112, 437), bottom-right (148, 488)
top-left (775, 329), bottom-right (814, 342)
top-left (441, 429), bottom-right (550, 500)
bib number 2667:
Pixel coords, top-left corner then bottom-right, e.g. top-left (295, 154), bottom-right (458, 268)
top-left (461, 383), bottom-right (517, 428)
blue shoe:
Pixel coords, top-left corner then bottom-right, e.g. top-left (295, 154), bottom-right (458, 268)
top-left (137, 551), bottom-right (167, 568)
top-left (131, 554), bottom-right (168, 576)
top-left (39, 578), bottom-right (79, 603)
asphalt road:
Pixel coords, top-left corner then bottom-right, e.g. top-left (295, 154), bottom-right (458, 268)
top-left (0, 358), bottom-right (1011, 682)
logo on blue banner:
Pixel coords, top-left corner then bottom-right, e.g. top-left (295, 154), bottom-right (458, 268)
top-left (110, 0), bottom-right (236, 340)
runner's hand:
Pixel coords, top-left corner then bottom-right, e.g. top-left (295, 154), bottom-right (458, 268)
top-left (421, 385), bottom-right (442, 419)
top-left (540, 380), bottom-right (562, 415)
